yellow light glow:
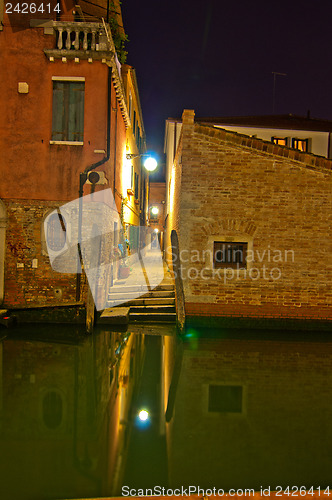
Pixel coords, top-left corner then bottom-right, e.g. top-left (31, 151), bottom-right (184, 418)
top-left (151, 206), bottom-right (159, 215)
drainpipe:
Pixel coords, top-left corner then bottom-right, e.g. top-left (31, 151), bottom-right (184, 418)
top-left (76, 67), bottom-right (112, 301)
top-left (113, 105), bottom-right (118, 196)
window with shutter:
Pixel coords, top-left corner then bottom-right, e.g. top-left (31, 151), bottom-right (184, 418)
top-left (52, 81), bottom-right (84, 142)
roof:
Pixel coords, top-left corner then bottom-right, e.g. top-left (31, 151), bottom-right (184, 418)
top-left (196, 114), bottom-right (332, 133)
top-left (167, 114), bottom-right (332, 132)
top-left (195, 123), bottom-right (332, 173)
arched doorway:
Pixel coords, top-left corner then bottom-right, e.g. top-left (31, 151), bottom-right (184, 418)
top-left (0, 200), bottom-right (7, 305)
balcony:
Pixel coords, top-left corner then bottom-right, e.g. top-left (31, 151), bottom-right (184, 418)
top-left (44, 20), bottom-right (116, 62)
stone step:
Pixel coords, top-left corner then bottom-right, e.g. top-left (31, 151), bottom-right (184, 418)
top-left (108, 290), bottom-right (175, 302)
top-left (99, 307), bottom-right (130, 325)
top-left (129, 312), bottom-right (177, 323)
top-left (130, 305), bottom-right (176, 314)
top-left (112, 283), bottom-right (174, 293)
top-left (108, 297), bottom-right (175, 307)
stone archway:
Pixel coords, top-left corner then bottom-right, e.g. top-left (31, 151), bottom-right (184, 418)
top-left (0, 200), bottom-right (7, 305)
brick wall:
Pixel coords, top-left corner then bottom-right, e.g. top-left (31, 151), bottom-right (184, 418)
top-left (3, 199), bottom-right (81, 308)
top-left (167, 111), bottom-right (332, 321)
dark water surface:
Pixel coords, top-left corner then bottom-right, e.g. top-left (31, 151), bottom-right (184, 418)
top-left (1, 324), bottom-right (332, 499)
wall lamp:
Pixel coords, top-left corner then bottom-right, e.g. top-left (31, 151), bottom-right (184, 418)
top-left (126, 153), bottom-right (158, 172)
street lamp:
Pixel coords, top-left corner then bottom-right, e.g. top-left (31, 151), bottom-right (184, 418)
top-left (126, 153), bottom-right (158, 172)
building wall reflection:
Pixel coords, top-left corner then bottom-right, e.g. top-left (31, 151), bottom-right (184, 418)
top-left (164, 334), bottom-right (332, 490)
top-left (0, 328), bottom-right (144, 499)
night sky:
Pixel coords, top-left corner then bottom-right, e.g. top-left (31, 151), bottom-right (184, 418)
top-left (121, 0), bottom-right (332, 157)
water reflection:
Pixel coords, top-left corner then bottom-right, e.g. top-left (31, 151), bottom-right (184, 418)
top-left (163, 330), bottom-right (332, 491)
top-left (1, 325), bottom-right (332, 499)
top-left (0, 326), bottom-right (145, 500)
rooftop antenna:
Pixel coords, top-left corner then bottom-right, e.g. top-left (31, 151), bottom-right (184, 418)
top-left (272, 72), bottom-right (287, 113)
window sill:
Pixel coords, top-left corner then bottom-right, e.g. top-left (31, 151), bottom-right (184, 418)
top-left (49, 141), bottom-right (84, 146)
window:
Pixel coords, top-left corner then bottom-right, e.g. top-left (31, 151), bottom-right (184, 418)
top-left (128, 91), bottom-right (132, 121)
top-left (134, 172), bottom-right (139, 199)
top-left (208, 385), bottom-right (243, 413)
top-left (47, 213), bottom-right (66, 252)
top-left (52, 80), bottom-right (84, 142)
top-left (136, 125), bottom-right (140, 148)
top-left (213, 241), bottom-right (247, 269)
top-left (133, 110), bottom-right (136, 136)
top-left (292, 138), bottom-right (309, 152)
top-left (272, 136), bottom-right (288, 146)
top-left (130, 165), bottom-right (134, 189)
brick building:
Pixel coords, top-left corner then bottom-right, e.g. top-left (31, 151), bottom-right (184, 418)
top-left (164, 110), bottom-right (332, 323)
top-left (199, 114), bottom-right (332, 158)
top-left (0, 0), bottom-right (148, 311)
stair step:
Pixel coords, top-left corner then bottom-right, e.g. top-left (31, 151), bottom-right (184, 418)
top-left (111, 283), bottom-right (174, 293)
top-left (129, 312), bottom-right (176, 323)
top-left (130, 305), bottom-right (176, 313)
top-left (108, 297), bottom-right (175, 307)
top-left (108, 290), bottom-right (175, 301)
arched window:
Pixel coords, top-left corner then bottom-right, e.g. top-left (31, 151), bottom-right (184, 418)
top-left (42, 391), bottom-right (63, 429)
top-left (46, 213), bottom-right (66, 252)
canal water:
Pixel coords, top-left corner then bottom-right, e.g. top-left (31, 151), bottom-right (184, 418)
top-left (0, 323), bottom-right (332, 499)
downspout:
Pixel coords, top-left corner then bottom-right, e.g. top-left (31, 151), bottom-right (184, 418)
top-left (113, 104), bottom-right (118, 197)
top-left (76, 67), bottom-right (112, 301)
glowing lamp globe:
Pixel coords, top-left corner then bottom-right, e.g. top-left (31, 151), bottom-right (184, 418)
top-left (144, 157), bottom-right (158, 172)
top-left (138, 409), bottom-right (149, 421)
top-left (151, 206), bottom-right (159, 215)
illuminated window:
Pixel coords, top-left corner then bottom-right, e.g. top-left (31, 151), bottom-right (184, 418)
top-left (47, 213), bottom-right (66, 252)
top-left (272, 136), bottom-right (288, 146)
top-left (208, 385), bottom-right (243, 413)
top-left (292, 138), bottom-right (309, 152)
top-left (52, 81), bottom-right (84, 142)
top-left (213, 241), bottom-right (247, 269)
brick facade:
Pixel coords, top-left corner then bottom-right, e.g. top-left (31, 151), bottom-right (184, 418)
top-left (166, 110), bottom-right (332, 322)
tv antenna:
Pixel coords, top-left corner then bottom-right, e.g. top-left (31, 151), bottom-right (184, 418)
top-left (272, 72), bottom-right (287, 113)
